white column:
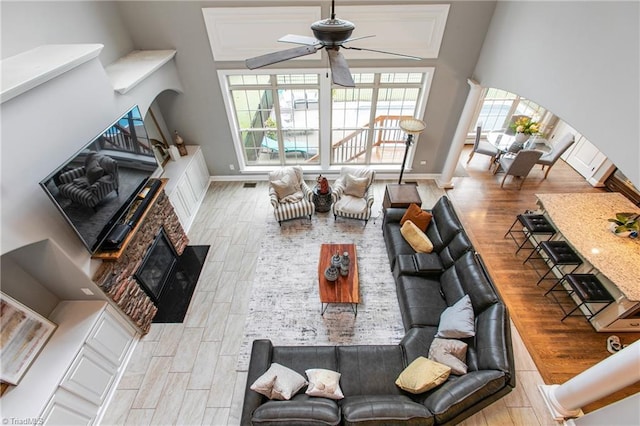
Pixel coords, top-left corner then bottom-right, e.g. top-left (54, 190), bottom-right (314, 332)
top-left (436, 78), bottom-right (483, 189)
top-left (539, 340), bottom-right (640, 421)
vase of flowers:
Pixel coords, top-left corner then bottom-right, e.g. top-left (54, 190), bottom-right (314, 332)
top-left (608, 212), bottom-right (640, 238)
top-left (510, 116), bottom-right (541, 144)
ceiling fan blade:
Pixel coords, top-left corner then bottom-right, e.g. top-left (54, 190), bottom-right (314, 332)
top-left (278, 34), bottom-right (320, 46)
top-left (246, 45), bottom-right (319, 69)
top-left (343, 34), bottom-right (376, 44)
top-left (327, 48), bottom-right (355, 87)
top-left (343, 45), bottom-right (423, 61)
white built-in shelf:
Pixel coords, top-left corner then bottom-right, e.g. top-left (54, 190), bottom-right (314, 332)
top-left (104, 50), bottom-right (176, 94)
top-left (0, 44), bottom-right (103, 104)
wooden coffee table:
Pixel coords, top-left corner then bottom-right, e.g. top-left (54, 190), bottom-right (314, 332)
top-left (318, 243), bottom-right (359, 316)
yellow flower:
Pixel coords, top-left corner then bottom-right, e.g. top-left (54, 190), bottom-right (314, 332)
top-left (516, 125), bottom-right (525, 133)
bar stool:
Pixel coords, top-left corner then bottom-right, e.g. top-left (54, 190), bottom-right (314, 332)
top-left (504, 213), bottom-right (556, 254)
top-left (545, 274), bottom-right (614, 322)
top-left (524, 240), bottom-right (583, 287)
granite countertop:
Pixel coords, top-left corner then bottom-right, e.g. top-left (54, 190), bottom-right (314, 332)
top-left (537, 192), bottom-right (640, 301)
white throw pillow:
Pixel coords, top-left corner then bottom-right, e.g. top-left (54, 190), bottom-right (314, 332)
top-left (305, 368), bottom-right (344, 400)
top-left (436, 295), bottom-right (475, 339)
top-left (428, 338), bottom-right (468, 375)
top-left (250, 363), bottom-right (308, 400)
top-left (343, 174), bottom-right (369, 198)
top-left (270, 175), bottom-right (298, 200)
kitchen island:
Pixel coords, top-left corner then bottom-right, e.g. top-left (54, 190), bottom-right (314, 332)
top-left (537, 192), bottom-right (640, 331)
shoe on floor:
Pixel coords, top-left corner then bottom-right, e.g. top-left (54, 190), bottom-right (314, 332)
top-left (606, 335), bottom-right (622, 354)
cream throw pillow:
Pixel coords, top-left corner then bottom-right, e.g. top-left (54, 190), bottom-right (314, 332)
top-left (305, 368), bottom-right (344, 400)
top-left (270, 175), bottom-right (298, 200)
top-left (400, 220), bottom-right (434, 253)
top-left (395, 356), bottom-right (451, 394)
top-left (250, 363), bottom-right (308, 400)
top-left (428, 338), bottom-right (468, 375)
top-left (343, 174), bottom-right (369, 198)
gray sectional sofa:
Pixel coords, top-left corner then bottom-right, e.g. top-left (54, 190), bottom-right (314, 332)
top-left (241, 196), bottom-right (515, 425)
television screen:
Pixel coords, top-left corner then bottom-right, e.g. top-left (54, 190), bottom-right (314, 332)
top-left (40, 105), bottom-right (159, 253)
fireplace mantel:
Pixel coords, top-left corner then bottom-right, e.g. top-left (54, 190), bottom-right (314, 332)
top-left (92, 179), bottom-right (168, 261)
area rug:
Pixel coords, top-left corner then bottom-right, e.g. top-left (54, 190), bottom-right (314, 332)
top-left (236, 214), bottom-right (404, 371)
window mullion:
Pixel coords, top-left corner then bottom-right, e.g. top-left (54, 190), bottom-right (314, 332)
top-left (364, 74), bottom-right (381, 164)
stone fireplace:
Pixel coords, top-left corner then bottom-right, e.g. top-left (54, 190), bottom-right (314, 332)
top-left (93, 189), bottom-right (188, 334)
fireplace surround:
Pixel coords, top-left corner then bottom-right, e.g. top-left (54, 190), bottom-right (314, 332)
top-left (93, 189), bottom-right (188, 333)
top-left (135, 228), bottom-right (178, 304)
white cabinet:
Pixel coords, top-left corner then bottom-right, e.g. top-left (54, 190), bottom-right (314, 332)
top-left (162, 145), bottom-right (210, 230)
top-left (1, 301), bottom-right (138, 426)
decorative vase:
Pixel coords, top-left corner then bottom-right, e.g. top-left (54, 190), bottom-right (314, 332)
top-left (340, 252), bottom-right (350, 276)
top-left (515, 132), bottom-right (529, 143)
top-left (174, 130), bottom-right (188, 156)
top-left (331, 253), bottom-right (342, 269)
top-left (324, 265), bottom-right (339, 282)
top-left (609, 222), bottom-right (633, 238)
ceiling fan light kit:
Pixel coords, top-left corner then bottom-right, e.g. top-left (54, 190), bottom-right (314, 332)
top-left (244, 0), bottom-right (422, 87)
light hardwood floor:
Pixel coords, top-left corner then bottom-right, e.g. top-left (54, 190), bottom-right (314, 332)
top-left (102, 176), bottom-right (562, 426)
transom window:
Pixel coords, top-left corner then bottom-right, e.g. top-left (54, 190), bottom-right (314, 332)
top-left (218, 68), bottom-right (433, 171)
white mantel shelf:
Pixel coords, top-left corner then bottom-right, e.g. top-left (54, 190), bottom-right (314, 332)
top-left (105, 50), bottom-right (176, 94)
top-left (0, 44), bottom-right (104, 104)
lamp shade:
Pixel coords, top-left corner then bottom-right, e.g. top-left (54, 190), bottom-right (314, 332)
top-left (400, 118), bottom-right (426, 135)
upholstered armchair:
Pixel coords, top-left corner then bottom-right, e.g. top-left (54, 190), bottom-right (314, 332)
top-left (57, 151), bottom-right (119, 210)
top-left (331, 166), bottom-right (376, 224)
top-left (268, 166), bottom-right (315, 225)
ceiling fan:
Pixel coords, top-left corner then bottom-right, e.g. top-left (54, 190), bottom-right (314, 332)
top-left (245, 0), bottom-right (422, 87)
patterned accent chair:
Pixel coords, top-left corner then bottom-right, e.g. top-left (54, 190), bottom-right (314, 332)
top-left (268, 166), bottom-right (315, 225)
top-left (57, 151), bottom-right (119, 210)
top-left (331, 166), bottom-right (375, 224)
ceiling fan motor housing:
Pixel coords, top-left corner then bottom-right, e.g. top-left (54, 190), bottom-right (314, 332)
top-left (311, 18), bottom-right (355, 45)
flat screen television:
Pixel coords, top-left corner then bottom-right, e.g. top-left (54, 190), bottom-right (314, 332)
top-left (40, 105), bottom-right (159, 253)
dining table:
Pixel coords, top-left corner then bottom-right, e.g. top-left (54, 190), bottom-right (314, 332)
top-left (486, 131), bottom-right (552, 155)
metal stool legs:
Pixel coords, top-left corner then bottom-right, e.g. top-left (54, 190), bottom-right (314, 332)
top-left (524, 240), bottom-right (583, 287)
top-left (505, 213), bottom-right (556, 254)
top-left (545, 274), bottom-right (614, 322)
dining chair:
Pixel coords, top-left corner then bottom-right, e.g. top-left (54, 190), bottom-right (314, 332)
top-left (466, 123), bottom-right (500, 169)
top-left (535, 133), bottom-right (575, 179)
top-left (496, 149), bottom-right (543, 189)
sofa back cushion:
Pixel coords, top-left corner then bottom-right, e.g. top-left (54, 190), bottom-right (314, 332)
top-left (440, 252), bottom-right (499, 315)
top-left (272, 346), bottom-right (338, 379)
top-left (430, 196), bottom-right (465, 247)
top-left (438, 231), bottom-right (474, 267)
top-left (337, 345), bottom-right (406, 396)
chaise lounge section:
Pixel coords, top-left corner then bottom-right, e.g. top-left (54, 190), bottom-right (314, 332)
top-left (241, 196), bottom-right (515, 425)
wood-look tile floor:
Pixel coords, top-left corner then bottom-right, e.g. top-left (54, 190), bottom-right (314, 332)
top-left (102, 179), bottom-right (560, 426)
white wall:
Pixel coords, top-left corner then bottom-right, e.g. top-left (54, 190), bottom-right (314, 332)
top-left (474, 1), bottom-right (640, 188)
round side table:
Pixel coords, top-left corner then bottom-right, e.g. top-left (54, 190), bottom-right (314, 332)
top-left (312, 186), bottom-right (332, 213)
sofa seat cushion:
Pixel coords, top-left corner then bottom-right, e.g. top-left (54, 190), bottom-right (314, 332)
top-left (341, 395), bottom-right (434, 426)
top-left (383, 223), bottom-right (416, 270)
top-left (252, 394), bottom-right (341, 425)
top-left (396, 275), bottom-right (447, 330)
top-left (421, 370), bottom-right (509, 424)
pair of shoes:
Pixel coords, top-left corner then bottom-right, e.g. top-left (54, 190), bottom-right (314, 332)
top-left (607, 335), bottom-right (622, 353)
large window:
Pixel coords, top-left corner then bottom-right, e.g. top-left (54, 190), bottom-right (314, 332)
top-left (219, 68), bottom-right (432, 170)
top-left (472, 88), bottom-right (550, 136)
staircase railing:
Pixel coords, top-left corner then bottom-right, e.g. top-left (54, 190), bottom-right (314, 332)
top-left (98, 122), bottom-right (154, 156)
top-left (307, 114), bottom-right (411, 163)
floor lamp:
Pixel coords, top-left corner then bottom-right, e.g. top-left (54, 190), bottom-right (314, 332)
top-left (398, 118), bottom-right (426, 184)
